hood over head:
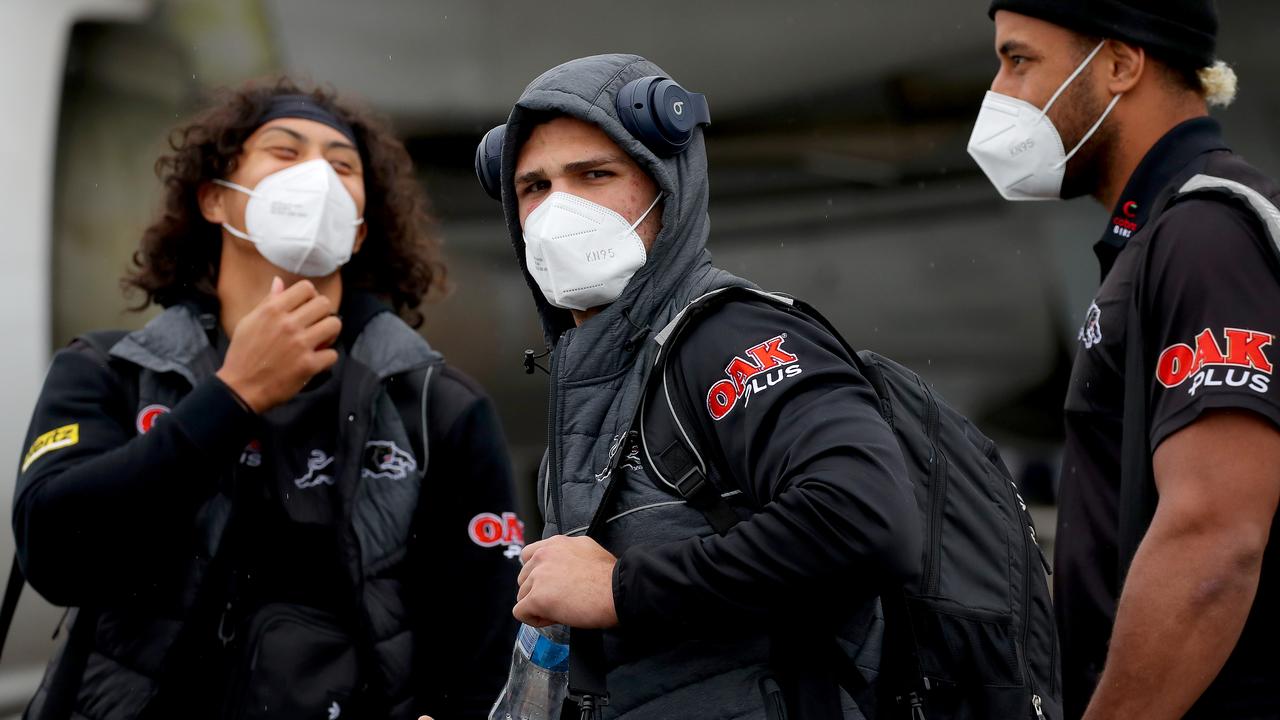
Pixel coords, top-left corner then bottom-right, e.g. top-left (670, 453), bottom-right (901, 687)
top-left (499, 53), bottom-right (714, 346)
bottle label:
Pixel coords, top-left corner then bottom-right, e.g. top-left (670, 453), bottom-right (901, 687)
top-left (517, 624), bottom-right (570, 672)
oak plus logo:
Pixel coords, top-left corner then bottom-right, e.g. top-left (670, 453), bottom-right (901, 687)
top-left (469, 512), bottom-right (525, 559)
top-left (1156, 328), bottom-right (1274, 396)
top-left (706, 334), bottom-right (802, 421)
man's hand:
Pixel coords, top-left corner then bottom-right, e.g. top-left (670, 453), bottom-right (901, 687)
top-left (215, 277), bottom-right (341, 413)
top-left (514, 535), bottom-right (619, 629)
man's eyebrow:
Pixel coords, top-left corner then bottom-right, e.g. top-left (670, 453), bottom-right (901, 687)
top-left (514, 156), bottom-right (625, 186)
top-left (515, 167), bottom-right (547, 186)
top-left (260, 126), bottom-right (357, 154)
top-left (999, 39), bottom-right (1035, 57)
top-left (563, 156), bottom-right (624, 174)
top-left (259, 126), bottom-right (304, 142)
top-left (324, 139), bottom-right (359, 154)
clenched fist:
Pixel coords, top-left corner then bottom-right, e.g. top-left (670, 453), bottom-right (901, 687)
top-left (515, 535), bottom-right (619, 629)
top-left (215, 277), bottom-right (342, 413)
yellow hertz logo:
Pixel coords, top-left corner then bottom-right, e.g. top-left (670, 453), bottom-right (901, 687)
top-left (21, 424), bottom-right (79, 473)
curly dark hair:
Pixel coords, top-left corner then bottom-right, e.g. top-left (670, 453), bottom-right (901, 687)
top-left (123, 76), bottom-right (445, 327)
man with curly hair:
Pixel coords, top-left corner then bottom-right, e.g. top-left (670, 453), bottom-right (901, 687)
top-left (12, 78), bottom-right (520, 720)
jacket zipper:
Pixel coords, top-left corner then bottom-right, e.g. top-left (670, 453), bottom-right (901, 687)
top-left (920, 382), bottom-right (945, 595)
top-left (1034, 521), bottom-right (1060, 697)
top-left (546, 332), bottom-right (569, 530)
top-left (1003, 457), bottom-right (1041, 716)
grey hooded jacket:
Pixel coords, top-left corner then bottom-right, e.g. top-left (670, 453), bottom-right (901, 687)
top-left (499, 54), bottom-right (888, 719)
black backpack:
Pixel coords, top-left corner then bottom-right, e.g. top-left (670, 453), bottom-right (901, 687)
top-left (623, 287), bottom-right (1061, 720)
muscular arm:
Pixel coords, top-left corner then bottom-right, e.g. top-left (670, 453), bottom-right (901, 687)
top-left (1083, 409), bottom-right (1280, 719)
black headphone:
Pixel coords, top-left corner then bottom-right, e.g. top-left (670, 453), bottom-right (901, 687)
top-left (475, 75), bottom-right (711, 201)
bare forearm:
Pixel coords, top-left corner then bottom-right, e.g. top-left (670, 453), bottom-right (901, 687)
top-left (1083, 523), bottom-right (1261, 719)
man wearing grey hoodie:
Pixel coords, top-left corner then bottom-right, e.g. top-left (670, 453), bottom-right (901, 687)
top-left (483, 54), bottom-right (921, 719)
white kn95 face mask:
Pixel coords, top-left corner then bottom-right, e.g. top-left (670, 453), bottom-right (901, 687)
top-left (523, 191), bottom-right (661, 312)
top-left (214, 158), bottom-right (364, 277)
top-left (968, 41), bottom-right (1122, 201)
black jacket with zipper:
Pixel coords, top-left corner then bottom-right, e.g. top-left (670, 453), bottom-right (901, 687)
top-left (13, 292), bottom-right (520, 720)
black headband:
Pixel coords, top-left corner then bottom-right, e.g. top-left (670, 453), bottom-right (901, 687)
top-left (255, 94), bottom-right (358, 146)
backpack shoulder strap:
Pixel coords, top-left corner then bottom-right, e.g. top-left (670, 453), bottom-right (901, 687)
top-left (640, 288), bottom-right (802, 534)
top-left (0, 553), bottom-right (24, 664)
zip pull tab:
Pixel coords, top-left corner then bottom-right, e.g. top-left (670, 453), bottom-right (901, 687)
top-left (907, 691), bottom-right (927, 720)
top-left (576, 693), bottom-right (607, 720)
top-left (217, 601), bottom-right (237, 647)
top-left (1030, 525), bottom-right (1053, 575)
top-left (1032, 694), bottom-right (1046, 720)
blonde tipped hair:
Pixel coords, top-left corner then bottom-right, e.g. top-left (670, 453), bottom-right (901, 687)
top-left (1198, 60), bottom-right (1238, 108)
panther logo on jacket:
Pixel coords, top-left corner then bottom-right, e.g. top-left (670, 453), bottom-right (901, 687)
top-left (362, 440), bottom-right (417, 480)
top-left (706, 334), bottom-right (802, 421)
top-left (1079, 302), bottom-right (1103, 350)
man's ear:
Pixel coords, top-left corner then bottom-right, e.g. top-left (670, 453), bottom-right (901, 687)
top-left (197, 181), bottom-right (228, 225)
top-left (352, 222), bottom-right (368, 255)
top-left (1104, 39), bottom-right (1145, 96)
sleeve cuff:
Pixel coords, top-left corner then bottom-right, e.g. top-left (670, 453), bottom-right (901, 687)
top-left (612, 553), bottom-right (634, 628)
top-left (167, 376), bottom-right (258, 460)
top-left (612, 547), bottom-right (665, 631)
top-left (1151, 391), bottom-right (1280, 452)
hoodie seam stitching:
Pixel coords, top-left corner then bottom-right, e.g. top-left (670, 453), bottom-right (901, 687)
top-left (589, 60), bottom-right (644, 109)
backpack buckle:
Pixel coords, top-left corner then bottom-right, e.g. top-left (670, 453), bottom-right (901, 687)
top-left (674, 466), bottom-right (708, 499)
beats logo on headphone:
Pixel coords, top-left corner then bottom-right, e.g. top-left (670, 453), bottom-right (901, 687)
top-left (475, 75), bottom-right (711, 201)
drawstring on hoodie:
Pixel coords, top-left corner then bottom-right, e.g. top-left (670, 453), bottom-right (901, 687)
top-left (621, 308), bottom-right (650, 352)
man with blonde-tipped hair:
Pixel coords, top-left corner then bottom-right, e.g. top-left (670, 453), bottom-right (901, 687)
top-left (970, 1), bottom-right (1280, 719)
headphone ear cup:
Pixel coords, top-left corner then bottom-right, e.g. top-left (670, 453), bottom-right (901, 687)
top-left (616, 76), bottom-right (655, 150)
top-left (474, 125), bottom-right (506, 200)
top-left (616, 76), bottom-right (697, 157)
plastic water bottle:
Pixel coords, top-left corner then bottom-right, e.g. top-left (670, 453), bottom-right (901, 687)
top-left (488, 623), bottom-right (570, 720)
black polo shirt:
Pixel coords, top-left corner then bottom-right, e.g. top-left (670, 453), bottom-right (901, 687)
top-left (1056, 117), bottom-right (1280, 718)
